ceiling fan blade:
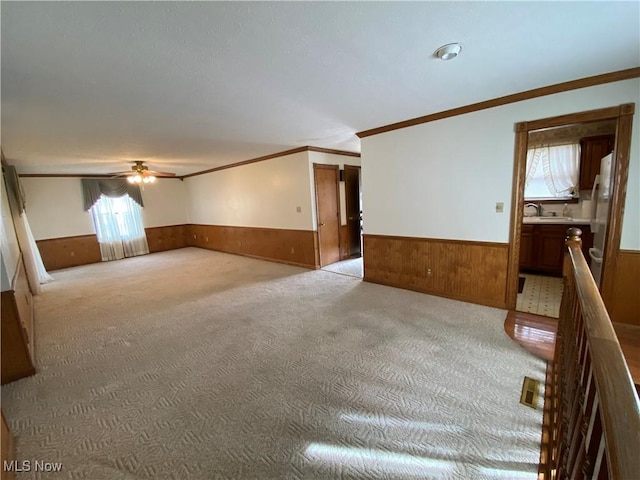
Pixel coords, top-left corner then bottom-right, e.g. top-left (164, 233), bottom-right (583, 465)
top-left (109, 164), bottom-right (177, 178)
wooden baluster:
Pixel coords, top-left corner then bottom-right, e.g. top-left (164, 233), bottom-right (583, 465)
top-left (582, 390), bottom-right (602, 479)
top-left (549, 226), bottom-right (639, 479)
top-left (553, 229), bottom-right (583, 479)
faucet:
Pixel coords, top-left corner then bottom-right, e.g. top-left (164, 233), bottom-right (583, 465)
top-left (524, 202), bottom-right (543, 217)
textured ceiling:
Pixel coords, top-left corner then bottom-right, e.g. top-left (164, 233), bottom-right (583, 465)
top-left (2, 2), bottom-right (639, 175)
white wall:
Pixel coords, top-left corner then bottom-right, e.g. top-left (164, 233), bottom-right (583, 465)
top-left (185, 151), bottom-right (314, 230)
top-left (1, 173), bottom-right (21, 291)
top-left (361, 78), bottom-right (640, 249)
top-left (140, 178), bottom-right (189, 228)
top-left (308, 151), bottom-right (361, 227)
top-left (22, 178), bottom-right (94, 240)
top-left (21, 177), bottom-right (190, 240)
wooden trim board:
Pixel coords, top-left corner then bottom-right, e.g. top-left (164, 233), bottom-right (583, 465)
top-left (606, 250), bottom-right (640, 327)
top-left (182, 146), bottom-right (360, 179)
top-left (19, 174), bottom-right (134, 179)
top-left (357, 67), bottom-right (640, 138)
top-left (15, 147), bottom-right (360, 179)
top-left (601, 110), bottom-right (634, 307)
top-left (363, 233), bottom-right (507, 248)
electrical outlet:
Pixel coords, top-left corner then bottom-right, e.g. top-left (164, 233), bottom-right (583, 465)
top-left (291, 247), bottom-right (295, 254)
top-left (496, 202), bottom-right (504, 213)
top-left (205, 236), bottom-right (209, 242)
top-left (193, 234), bottom-right (196, 239)
top-left (427, 268), bottom-right (432, 277)
top-left (70, 251), bottom-right (75, 257)
top-left (296, 206), bottom-right (302, 213)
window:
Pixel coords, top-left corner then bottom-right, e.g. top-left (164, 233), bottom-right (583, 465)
top-left (525, 144), bottom-right (580, 200)
top-left (90, 195), bottom-right (148, 261)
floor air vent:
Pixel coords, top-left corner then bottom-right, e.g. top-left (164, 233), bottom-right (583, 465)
top-left (520, 376), bottom-right (540, 409)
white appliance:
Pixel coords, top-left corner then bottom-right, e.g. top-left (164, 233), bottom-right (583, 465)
top-left (589, 152), bottom-right (613, 287)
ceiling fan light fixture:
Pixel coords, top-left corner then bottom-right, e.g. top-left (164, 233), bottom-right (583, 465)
top-left (435, 43), bottom-right (462, 61)
top-left (115, 162), bottom-right (173, 185)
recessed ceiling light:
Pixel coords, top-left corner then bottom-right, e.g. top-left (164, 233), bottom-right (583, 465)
top-left (435, 43), bottom-right (462, 61)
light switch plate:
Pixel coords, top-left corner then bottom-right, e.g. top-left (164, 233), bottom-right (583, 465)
top-left (296, 206), bottom-right (302, 213)
top-left (496, 202), bottom-right (504, 213)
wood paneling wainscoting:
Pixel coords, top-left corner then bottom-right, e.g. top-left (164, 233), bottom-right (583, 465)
top-left (36, 234), bottom-right (102, 271)
top-left (189, 224), bottom-right (319, 269)
top-left (37, 225), bottom-right (190, 271)
top-left (606, 249), bottom-right (640, 327)
top-left (145, 224), bottom-right (190, 253)
top-left (363, 234), bottom-right (509, 308)
top-left (1, 256), bottom-right (36, 385)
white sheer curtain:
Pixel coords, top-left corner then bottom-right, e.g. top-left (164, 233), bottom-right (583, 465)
top-left (12, 212), bottom-right (54, 294)
top-left (525, 144), bottom-right (580, 198)
top-left (90, 195), bottom-right (149, 261)
top-left (24, 213), bottom-right (54, 285)
top-left (542, 144), bottom-right (580, 197)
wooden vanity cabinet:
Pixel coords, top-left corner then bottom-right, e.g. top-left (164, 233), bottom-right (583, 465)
top-left (520, 224), bottom-right (593, 277)
top-left (519, 225), bottom-right (535, 271)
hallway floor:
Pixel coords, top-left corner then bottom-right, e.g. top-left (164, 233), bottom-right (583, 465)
top-left (516, 273), bottom-right (563, 318)
top-left (321, 257), bottom-right (363, 278)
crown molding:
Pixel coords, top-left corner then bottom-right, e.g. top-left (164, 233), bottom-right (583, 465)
top-left (181, 146), bottom-right (360, 179)
top-left (15, 146), bottom-right (360, 179)
top-left (357, 67), bottom-right (640, 138)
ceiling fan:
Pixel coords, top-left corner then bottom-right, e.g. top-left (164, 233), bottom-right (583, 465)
top-left (111, 161), bottom-right (176, 184)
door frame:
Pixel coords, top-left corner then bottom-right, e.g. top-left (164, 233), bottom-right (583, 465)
top-left (343, 164), bottom-right (362, 258)
top-left (313, 163), bottom-right (341, 267)
top-left (506, 103), bottom-right (635, 309)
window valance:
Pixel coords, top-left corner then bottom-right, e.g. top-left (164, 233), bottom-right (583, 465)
top-left (81, 179), bottom-right (144, 211)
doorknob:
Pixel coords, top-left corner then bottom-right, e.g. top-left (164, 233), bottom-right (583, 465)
top-left (319, 222), bottom-right (325, 226)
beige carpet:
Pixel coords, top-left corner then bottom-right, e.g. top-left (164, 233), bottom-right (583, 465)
top-left (2, 248), bottom-right (545, 479)
top-left (322, 258), bottom-right (363, 278)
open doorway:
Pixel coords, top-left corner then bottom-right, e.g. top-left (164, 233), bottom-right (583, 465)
top-left (516, 121), bottom-right (616, 318)
top-left (316, 163), bottom-right (364, 278)
top-left (343, 165), bottom-right (362, 258)
top-left (507, 104), bottom-right (634, 315)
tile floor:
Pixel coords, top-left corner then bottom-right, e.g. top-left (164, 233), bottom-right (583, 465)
top-left (516, 273), bottom-right (564, 318)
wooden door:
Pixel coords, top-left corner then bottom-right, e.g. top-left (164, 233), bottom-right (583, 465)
top-left (344, 165), bottom-right (361, 258)
top-left (314, 164), bottom-right (340, 267)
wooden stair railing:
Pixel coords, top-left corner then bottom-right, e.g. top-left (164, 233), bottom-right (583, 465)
top-left (545, 228), bottom-right (640, 479)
